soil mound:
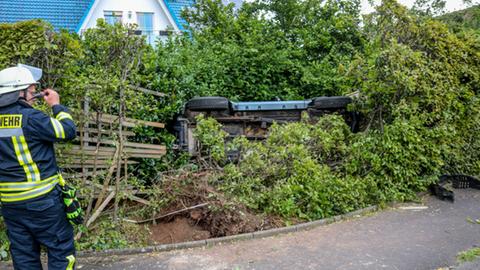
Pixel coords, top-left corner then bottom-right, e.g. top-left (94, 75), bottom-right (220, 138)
top-left (150, 217), bottom-right (211, 244)
top-left (146, 170), bottom-right (284, 243)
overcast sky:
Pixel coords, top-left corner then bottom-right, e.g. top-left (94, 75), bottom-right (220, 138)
top-left (241, 0), bottom-right (477, 14)
top-left (361, 0), bottom-right (478, 14)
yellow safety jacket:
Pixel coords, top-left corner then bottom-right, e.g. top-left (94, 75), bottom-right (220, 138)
top-left (0, 100), bottom-right (76, 203)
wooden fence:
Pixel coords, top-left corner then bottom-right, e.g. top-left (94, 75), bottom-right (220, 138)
top-left (55, 92), bottom-right (167, 233)
top-left (59, 112), bottom-right (165, 171)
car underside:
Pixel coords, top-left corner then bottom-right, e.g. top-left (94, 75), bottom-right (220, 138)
top-left (174, 96), bottom-right (359, 155)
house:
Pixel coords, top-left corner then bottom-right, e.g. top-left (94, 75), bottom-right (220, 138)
top-left (0, 0), bottom-right (244, 45)
top-left (0, 0), bottom-right (196, 45)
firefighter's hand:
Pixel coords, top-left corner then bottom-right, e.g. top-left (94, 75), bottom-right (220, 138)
top-left (42, 89), bottom-right (60, 107)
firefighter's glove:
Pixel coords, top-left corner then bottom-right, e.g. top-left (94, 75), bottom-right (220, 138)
top-left (61, 185), bottom-right (84, 225)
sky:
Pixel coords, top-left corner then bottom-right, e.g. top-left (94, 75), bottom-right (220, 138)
top-left (242, 0), bottom-right (477, 14)
top-left (361, 0), bottom-right (478, 14)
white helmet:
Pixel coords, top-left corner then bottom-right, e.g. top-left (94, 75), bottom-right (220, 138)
top-left (0, 64), bottom-right (42, 107)
top-left (0, 64), bottom-right (42, 94)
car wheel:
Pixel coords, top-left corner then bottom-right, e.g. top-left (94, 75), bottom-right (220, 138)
top-left (311, 96), bottom-right (352, 109)
top-left (186, 97), bottom-right (230, 111)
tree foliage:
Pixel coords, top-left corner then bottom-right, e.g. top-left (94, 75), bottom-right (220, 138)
top-left (0, 20), bottom-right (82, 89)
top-left (0, 0), bottom-right (479, 251)
top-left (151, 0), bottom-right (365, 108)
top-left (195, 0), bottom-right (480, 220)
top-left (438, 4), bottom-right (480, 33)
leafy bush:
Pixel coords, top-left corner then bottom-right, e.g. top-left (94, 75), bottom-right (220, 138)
top-left (148, 0), bottom-right (365, 108)
top-left (194, 114), bottom-right (228, 164)
top-left (76, 219), bottom-right (150, 251)
top-left (0, 20), bottom-right (52, 69)
top-left (218, 115), bottom-right (374, 220)
top-left (0, 20), bottom-right (82, 91)
top-left (438, 4), bottom-right (480, 34)
top-left (357, 0), bottom-right (480, 176)
top-left (0, 218), bottom-right (8, 260)
top-left (0, 0), bottom-right (479, 256)
top-left (457, 247), bottom-right (480, 263)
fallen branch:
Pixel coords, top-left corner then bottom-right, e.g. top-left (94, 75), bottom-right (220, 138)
top-left (129, 195), bottom-right (151, 206)
top-left (75, 191), bottom-right (116, 240)
top-left (129, 85), bottom-right (166, 97)
top-left (93, 148), bottom-right (119, 212)
top-left (88, 191), bottom-right (116, 228)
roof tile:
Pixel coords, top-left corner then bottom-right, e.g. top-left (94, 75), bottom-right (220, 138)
top-left (164, 0), bottom-right (195, 31)
top-left (0, 0), bottom-right (200, 32)
top-left (0, 0), bottom-right (93, 31)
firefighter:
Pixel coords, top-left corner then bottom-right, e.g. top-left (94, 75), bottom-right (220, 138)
top-left (0, 64), bottom-right (77, 269)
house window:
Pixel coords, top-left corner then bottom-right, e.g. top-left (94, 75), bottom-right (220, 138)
top-left (137, 12), bottom-right (154, 31)
top-left (137, 12), bottom-right (154, 44)
top-left (104, 11), bottom-right (123, 25)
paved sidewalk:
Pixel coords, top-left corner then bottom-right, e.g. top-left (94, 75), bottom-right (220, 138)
top-left (2, 190), bottom-right (480, 270)
top-left (75, 189), bottom-right (480, 270)
top-left (455, 258), bottom-right (480, 270)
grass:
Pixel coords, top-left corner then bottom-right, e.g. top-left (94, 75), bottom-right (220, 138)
top-left (457, 247), bottom-right (480, 263)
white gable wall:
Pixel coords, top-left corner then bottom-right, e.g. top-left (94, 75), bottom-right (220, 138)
top-left (83, 0), bottom-right (172, 30)
top-left (80, 0), bottom-right (179, 44)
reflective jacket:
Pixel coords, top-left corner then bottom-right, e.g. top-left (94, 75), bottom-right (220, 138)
top-left (0, 100), bottom-right (76, 203)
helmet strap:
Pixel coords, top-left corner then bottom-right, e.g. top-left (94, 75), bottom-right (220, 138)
top-left (17, 88), bottom-right (28, 101)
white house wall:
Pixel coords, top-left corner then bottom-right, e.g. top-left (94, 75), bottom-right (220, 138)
top-left (82, 0), bottom-right (174, 32)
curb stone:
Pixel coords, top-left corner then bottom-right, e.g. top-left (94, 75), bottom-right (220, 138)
top-left (206, 233), bottom-right (254, 245)
top-left (77, 205), bottom-right (379, 258)
top-left (294, 217), bottom-right (334, 231)
top-left (252, 225), bottom-right (297, 238)
top-left (170, 240), bottom-right (206, 250)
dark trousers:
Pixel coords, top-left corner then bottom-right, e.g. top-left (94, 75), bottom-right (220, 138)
top-left (1, 187), bottom-right (75, 270)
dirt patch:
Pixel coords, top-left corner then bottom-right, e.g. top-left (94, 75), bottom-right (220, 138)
top-left (142, 170), bottom-right (285, 244)
top-left (198, 201), bottom-right (283, 237)
top-left (148, 202), bottom-right (283, 245)
top-left (149, 217), bottom-right (211, 244)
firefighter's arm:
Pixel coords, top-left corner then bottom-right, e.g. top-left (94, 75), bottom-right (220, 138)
top-left (27, 89), bottom-right (77, 142)
top-left (27, 107), bottom-right (77, 142)
top-left (45, 88), bottom-right (76, 141)
top-left (51, 104), bottom-right (77, 141)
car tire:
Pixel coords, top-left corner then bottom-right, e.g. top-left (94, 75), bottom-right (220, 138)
top-left (186, 97), bottom-right (230, 111)
top-left (311, 96), bottom-right (352, 109)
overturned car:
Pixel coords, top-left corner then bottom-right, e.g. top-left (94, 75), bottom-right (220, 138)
top-left (174, 96), bottom-right (359, 155)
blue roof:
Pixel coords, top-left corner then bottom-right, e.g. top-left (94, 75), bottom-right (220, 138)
top-left (164, 0), bottom-right (195, 31)
top-left (0, 0), bottom-right (200, 32)
top-left (0, 0), bottom-right (94, 32)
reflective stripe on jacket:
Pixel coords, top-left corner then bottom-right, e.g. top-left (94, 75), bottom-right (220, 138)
top-left (0, 100), bottom-right (76, 203)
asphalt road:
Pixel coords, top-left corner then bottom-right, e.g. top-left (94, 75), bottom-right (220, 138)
top-left (74, 189), bottom-right (480, 270)
top-left (2, 190), bottom-right (480, 270)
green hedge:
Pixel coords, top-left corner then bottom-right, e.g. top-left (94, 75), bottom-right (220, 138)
top-left (0, 0), bottom-right (479, 253)
top-left (193, 0), bottom-right (480, 220)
